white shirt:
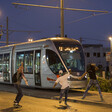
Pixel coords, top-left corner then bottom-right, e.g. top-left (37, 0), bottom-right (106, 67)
top-left (56, 73), bottom-right (70, 89)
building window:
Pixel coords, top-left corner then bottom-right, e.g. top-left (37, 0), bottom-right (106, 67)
top-left (93, 52), bottom-right (96, 57)
top-left (86, 52), bottom-right (90, 57)
top-left (103, 53), bottom-right (106, 57)
top-left (97, 53), bottom-right (100, 57)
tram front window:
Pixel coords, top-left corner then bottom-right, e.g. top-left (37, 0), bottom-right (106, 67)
top-left (54, 40), bottom-right (85, 72)
top-left (46, 49), bottom-right (66, 74)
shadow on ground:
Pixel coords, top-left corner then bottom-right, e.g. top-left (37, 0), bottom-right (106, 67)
top-left (0, 107), bottom-right (22, 112)
top-left (54, 105), bottom-right (70, 110)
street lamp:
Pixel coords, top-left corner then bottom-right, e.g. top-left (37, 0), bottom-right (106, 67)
top-left (0, 10), bottom-right (2, 17)
top-left (108, 36), bottom-right (112, 78)
top-left (28, 38), bottom-right (33, 42)
top-left (0, 25), bottom-right (3, 38)
top-left (109, 37), bottom-right (112, 52)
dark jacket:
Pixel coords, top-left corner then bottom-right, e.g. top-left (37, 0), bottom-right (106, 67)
top-left (87, 64), bottom-right (97, 80)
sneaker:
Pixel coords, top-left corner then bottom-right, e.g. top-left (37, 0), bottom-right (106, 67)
top-left (82, 96), bottom-right (85, 99)
top-left (59, 99), bottom-right (63, 104)
top-left (82, 97), bottom-right (85, 99)
top-left (65, 103), bottom-right (69, 107)
top-left (14, 103), bottom-right (22, 108)
top-left (14, 100), bottom-right (17, 103)
top-left (101, 98), bottom-right (104, 102)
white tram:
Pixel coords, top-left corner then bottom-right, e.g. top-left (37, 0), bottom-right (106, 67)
top-left (0, 37), bottom-right (87, 88)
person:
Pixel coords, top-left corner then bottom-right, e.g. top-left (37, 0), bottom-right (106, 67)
top-left (78, 63), bottom-right (104, 101)
top-left (13, 62), bottom-right (28, 108)
top-left (53, 69), bottom-right (78, 106)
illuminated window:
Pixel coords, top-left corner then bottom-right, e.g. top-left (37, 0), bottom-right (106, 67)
top-left (24, 51), bottom-right (33, 73)
top-left (16, 51), bottom-right (33, 74)
top-left (0, 54), bottom-right (3, 72)
top-left (16, 52), bottom-right (24, 70)
top-left (3, 53), bottom-right (10, 82)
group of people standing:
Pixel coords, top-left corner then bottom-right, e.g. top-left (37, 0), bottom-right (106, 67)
top-left (13, 62), bottom-right (103, 108)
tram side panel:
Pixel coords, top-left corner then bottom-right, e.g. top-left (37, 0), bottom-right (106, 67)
top-left (40, 41), bottom-right (61, 88)
top-left (40, 49), bottom-right (57, 88)
top-left (13, 41), bottom-right (49, 87)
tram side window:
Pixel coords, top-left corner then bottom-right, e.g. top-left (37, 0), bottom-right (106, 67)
top-left (35, 50), bottom-right (41, 74)
top-left (46, 49), bottom-right (65, 74)
top-left (3, 53), bottom-right (10, 81)
top-left (16, 52), bottom-right (24, 70)
top-left (16, 51), bottom-right (33, 74)
top-left (0, 54), bottom-right (3, 72)
top-left (3, 54), bottom-right (10, 73)
top-left (24, 51), bottom-right (33, 73)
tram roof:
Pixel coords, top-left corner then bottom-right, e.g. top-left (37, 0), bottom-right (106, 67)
top-left (0, 37), bottom-right (79, 49)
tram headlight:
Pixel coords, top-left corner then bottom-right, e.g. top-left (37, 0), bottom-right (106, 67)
top-left (68, 76), bottom-right (71, 80)
top-left (76, 72), bottom-right (80, 76)
top-left (85, 74), bottom-right (87, 78)
top-left (70, 50), bottom-right (73, 53)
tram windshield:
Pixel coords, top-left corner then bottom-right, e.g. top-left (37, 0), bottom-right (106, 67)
top-left (53, 40), bottom-right (85, 72)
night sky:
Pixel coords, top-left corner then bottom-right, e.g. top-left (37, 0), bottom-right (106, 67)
top-left (0, 0), bottom-right (112, 47)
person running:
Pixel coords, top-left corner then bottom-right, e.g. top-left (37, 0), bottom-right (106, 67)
top-left (13, 62), bottom-right (28, 108)
top-left (78, 63), bottom-right (104, 101)
top-left (53, 70), bottom-right (78, 106)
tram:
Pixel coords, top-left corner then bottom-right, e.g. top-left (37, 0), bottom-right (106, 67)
top-left (0, 37), bottom-right (87, 88)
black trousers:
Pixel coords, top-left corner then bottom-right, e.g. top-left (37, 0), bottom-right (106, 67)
top-left (14, 84), bottom-right (23, 103)
top-left (59, 86), bottom-right (69, 103)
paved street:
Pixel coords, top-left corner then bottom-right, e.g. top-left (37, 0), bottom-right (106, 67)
top-left (0, 83), bottom-right (112, 112)
top-left (0, 91), bottom-right (112, 112)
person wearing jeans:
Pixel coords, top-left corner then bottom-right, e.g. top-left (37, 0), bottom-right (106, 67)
top-left (14, 62), bottom-right (28, 108)
top-left (14, 84), bottom-right (23, 104)
top-left (53, 70), bottom-right (78, 106)
top-left (59, 86), bottom-right (69, 104)
top-left (78, 63), bottom-right (104, 101)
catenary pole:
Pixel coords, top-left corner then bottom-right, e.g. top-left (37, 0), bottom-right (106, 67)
top-left (60, 0), bottom-right (64, 37)
top-left (12, 1), bottom-right (108, 38)
top-left (6, 16), bottom-right (9, 45)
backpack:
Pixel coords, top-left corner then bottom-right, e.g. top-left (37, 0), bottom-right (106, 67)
top-left (12, 72), bottom-right (17, 83)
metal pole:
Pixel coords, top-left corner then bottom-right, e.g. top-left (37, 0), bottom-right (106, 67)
top-left (109, 40), bottom-right (112, 78)
top-left (60, 0), bottom-right (64, 37)
top-left (6, 16), bottom-right (9, 45)
top-left (110, 40), bottom-right (112, 52)
top-left (12, 2), bottom-right (109, 38)
top-left (12, 2), bottom-right (108, 13)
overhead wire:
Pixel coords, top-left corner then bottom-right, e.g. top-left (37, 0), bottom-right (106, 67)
top-left (66, 11), bottom-right (112, 24)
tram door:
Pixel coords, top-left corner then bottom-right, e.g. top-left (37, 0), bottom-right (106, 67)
top-left (35, 50), bottom-right (41, 86)
top-left (3, 54), bottom-right (10, 82)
